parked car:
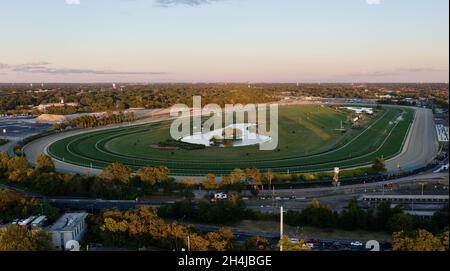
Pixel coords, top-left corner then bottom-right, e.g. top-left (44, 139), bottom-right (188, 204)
top-left (351, 241), bottom-right (363, 247)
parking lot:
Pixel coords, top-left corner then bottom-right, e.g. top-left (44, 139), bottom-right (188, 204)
top-left (0, 117), bottom-right (51, 141)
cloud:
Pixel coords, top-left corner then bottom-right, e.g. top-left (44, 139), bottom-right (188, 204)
top-left (0, 63), bottom-right (11, 69)
top-left (350, 70), bottom-right (393, 77)
top-left (155, 0), bottom-right (225, 7)
top-left (396, 68), bottom-right (447, 73)
top-left (65, 0), bottom-right (81, 5)
top-left (366, 0), bottom-right (382, 5)
top-left (0, 61), bottom-right (166, 75)
top-left (350, 67), bottom-right (448, 77)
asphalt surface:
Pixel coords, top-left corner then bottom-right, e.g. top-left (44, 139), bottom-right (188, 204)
top-left (386, 107), bottom-right (439, 171)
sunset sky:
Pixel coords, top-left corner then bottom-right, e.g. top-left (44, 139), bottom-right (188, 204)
top-left (0, 0), bottom-right (448, 83)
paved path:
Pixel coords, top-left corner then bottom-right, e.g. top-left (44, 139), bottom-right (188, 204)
top-left (386, 107), bottom-right (439, 171)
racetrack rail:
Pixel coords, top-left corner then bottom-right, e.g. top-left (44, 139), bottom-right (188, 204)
top-left (23, 105), bottom-right (437, 177)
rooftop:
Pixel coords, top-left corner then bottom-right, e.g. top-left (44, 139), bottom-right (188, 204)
top-left (48, 212), bottom-right (88, 232)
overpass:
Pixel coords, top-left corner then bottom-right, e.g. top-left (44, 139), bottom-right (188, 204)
top-left (360, 194), bottom-right (449, 204)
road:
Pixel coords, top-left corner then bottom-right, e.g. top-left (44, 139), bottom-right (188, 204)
top-left (245, 172), bottom-right (449, 213)
top-left (183, 223), bottom-right (391, 251)
top-left (386, 107), bottom-right (439, 171)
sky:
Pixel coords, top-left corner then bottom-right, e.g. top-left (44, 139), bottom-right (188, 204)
top-left (0, 0), bottom-right (448, 83)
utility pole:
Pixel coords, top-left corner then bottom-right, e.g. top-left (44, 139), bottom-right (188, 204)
top-left (187, 235), bottom-right (191, 252)
top-left (280, 206), bottom-right (284, 252)
top-left (272, 185), bottom-right (275, 214)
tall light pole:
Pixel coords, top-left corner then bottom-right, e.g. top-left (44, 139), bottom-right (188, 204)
top-left (333, 167), bottom-right (340, 187)
top-left (419, 182), bottom-right (426, 196)
top-left (280, 206), bottom-right (284, 252)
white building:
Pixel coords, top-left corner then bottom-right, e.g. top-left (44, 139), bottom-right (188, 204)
top-left (31, 216), bottom-right (47, 229)
top-left (35, 100), bottom-right (79, 111)
top-left (48, 212), bottom-right (88, 251)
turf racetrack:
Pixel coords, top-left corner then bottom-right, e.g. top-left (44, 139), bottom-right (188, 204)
top-left (47, 105), bottom-right (414, 176)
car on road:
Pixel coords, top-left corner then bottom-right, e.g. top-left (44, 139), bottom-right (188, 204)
top-left (351, 241), bottom-right (363, 247)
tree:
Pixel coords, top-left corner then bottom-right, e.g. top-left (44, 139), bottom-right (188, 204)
top-left (265, 169), bottom-right (274, 187)
top-left (244, 236), bottom-right (272, 251)
top-left (387, 213), bottom-right (414, 233)
top-left (372, 157), bottom-right (387, 172)
top-left (6, 156), bottom-right (30, 182)
top-left (0, 225), bottom-right (54, 251)
top-left (203, 174), bottom-right (217, 190)
top-left (0, 152), bottom-right (11, 175)
top-left (301, 198), bottom-right (336, 228)
top-left (206, 227), bottom-right (234, 251)
top-left (183, 177), bottom-right (198, 187)
top-left (220, 176), bottom-right (232, 188)
top-left (338, 198), bottom-right (370, 230)
top-left (35, 154), bottom-right (55, 173)
top-left (245, 168), bottom-right (262, 196)
top-left (0, 189), bottom-right (27, 220)
top-left (137, 166), bottom-right (170, 186)
top-left (154, 166), bottom-right (170, 183)
top-left (189, 234), bottom-right (210, 251)
top-left (373, 201), bottom-right (401, 231)
top-left (229, 168), bottom-right (244, 184)
top-left (99, 163), bottom-right (131, 184)
top-left (279, 236), bottom-right (312, 251)
top-left (393, 230), bottom-right (449, 251)
top-left (137, 167), bottom-right (158, 186)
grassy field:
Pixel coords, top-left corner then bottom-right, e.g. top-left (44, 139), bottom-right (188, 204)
top-left (47, 105), bottom-right (414, 176)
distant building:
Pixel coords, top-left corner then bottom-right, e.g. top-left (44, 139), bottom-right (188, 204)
top-left (35, 99), bottom-right (79, 111)
top-left (377, 94), bottom-right (393, 99)
top-left (48, 212), bottom-right (88, 251)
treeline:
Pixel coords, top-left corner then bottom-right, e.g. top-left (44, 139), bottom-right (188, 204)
top-left (68, 111), bottom-right (135, 128)
top-left (0, 225), bottom-right (54, 251)
top-left (0, 189), bottom-right (59, 222)
top-left (0, 84), bottom-right (279, 114)
top-left (182, 163), bottom-right (386, 195)
top-left (158, 197), bottom-right (271, 225)
top-left (0, 153), bottom-right (192, 200)
top-left (3, 83), bottom-right (446, 115)
top-left (87, 207), bottom-right (236, 251)
top-left (393, 230), bottom-right (448, 251)
top-left (285, 198), bottom-right (449, 235)
top-left (158, 196), bottom-right (449, 238)
top-left (158, 139), bottom-right (206, 150)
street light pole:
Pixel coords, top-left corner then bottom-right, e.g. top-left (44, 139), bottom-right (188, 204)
top-left (420, 183), bottom-right (426, 196)
top-left (280, 206), bottom-right (284, 252)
